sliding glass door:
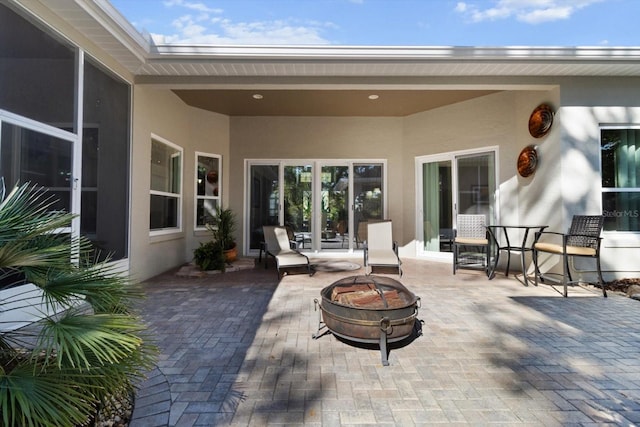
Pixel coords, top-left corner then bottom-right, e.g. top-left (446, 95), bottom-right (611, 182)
top-left (320, 165), bottom-right (349, 250)
top-left (248, 164), bottom-right (279, 251)
top-left (417, 149), bottom-right (496, 258)
top-left (284, 165), bottom-right (313, 249)
top-left (246, 160), bottom-right (385, 254)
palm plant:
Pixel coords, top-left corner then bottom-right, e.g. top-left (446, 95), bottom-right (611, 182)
top-left (0, 182), bottom-right (157, 427)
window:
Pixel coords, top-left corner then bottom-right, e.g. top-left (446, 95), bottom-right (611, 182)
top-left (601, 127), bottom-right (640, 232)
top-left (150, 136), bottom-right (182, 233)
top-left (195, 153), bottom-right (221, 229)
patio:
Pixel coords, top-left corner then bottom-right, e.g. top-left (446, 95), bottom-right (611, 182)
top-left (130, 258), bottom-right (640, 426)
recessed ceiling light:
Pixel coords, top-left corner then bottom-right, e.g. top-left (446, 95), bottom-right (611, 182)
top-left (252, 94), bottom-right (263, 100)
top-left (368, 94), bottom-right (379, 100)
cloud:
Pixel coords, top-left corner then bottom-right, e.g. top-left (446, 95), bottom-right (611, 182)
top-left (163, 0), bottom-right (222, 14)
top-left (455, 0), bottom-right (603, 24)
top-left (152, 13), bottom-right (334, 45)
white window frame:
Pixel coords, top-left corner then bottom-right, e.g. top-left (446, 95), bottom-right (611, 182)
top-left (194, 152), bottom-right (222, 231)
top-left (149, 134), bottom-right (183, 236)
top-left (600, 125), bottom-right (640, 246)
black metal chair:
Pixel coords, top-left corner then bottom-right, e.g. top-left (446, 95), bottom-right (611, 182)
top-left (452, 214), bottom-right (492, 277)
top-left (533, 215), bottom-right (606, 297)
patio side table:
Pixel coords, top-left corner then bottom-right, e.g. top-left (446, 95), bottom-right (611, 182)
top-left (488, 225), bottom-right (548, 286)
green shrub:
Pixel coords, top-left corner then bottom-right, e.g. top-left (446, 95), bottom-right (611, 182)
top-left (0, 182), bottom-right (157, 427)
top-left (193, 240), bottom-right (226, 271)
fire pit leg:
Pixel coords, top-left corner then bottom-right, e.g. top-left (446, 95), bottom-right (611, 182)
top-left (312, 298), bottom-right (325, 339)
top-left (379, 317), bottom-right (390, 366)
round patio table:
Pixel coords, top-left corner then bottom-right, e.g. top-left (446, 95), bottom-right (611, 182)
top-left (487, 225), bottom-right (548, 286)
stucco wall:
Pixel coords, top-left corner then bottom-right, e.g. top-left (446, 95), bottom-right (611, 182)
top-left (229, 116), bottom-right (404, 255)
top-left (402, 90), bottom-right (561, 256)
top-left (131, 87), bottom-right (230, 281)
top-left (557, 77), bottom-right (640, 276)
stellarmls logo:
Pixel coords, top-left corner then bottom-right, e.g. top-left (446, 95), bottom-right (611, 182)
top-left (603, 210), bottom-right (640, 218)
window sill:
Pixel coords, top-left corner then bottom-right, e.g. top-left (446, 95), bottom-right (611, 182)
top-left (150, 230), bottom-right (184, 244)
top-left (603, 231), bottom-right (640, 248)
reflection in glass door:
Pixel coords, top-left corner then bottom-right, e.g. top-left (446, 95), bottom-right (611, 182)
top-left (421, 160), bottom-right (453, 253)
top-left (248, 165), bottom-right (279, 251)
top-left (320, 165), bottom-right (349, 250)
top-left (284, 165), bottom-right (313, 249)
top-left (246, 160), bottom-right (385, 254)
top-left (456, 153), bottom-right (495, 218)
top-left (418, 150), bottom-right (495, 256)
top-left (353, 164), bottom-right (384, 248)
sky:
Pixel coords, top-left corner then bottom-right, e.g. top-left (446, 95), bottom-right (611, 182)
top-left (109, 0), bottom-right (639, 47)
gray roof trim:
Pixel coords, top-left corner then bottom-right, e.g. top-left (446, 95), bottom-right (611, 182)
top-left (21, 0), bottom-right (640, 78)
top-left (148, 45), bottom-right (640, 61)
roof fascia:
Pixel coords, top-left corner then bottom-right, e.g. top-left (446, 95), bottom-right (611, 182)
top-left (148, 44), bottom-right (640, 62)
top-left (75, 0), bottom-right (150, 63)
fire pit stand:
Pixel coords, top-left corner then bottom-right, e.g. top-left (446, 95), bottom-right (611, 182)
top-left (312, 275), bottom-right (420, 366)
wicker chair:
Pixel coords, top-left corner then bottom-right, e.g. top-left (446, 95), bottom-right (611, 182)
top-left (452, 214), bottom-right (491, 277)
top-left (532, 215), bottom-right (605, 297)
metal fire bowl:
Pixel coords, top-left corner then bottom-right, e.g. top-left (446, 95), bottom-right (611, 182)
top-left (318, 275), bottom-right (419, 343)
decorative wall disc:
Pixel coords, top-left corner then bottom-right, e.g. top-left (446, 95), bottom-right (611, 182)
top-left (517, 145), bottom-right (538, 178)
top-left (528, 104), bottom-right (554, 138)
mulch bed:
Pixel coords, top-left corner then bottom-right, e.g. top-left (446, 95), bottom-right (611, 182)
top-left (603, 278), bottom-right (640, 295)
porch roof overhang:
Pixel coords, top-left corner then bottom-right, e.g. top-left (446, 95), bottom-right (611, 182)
top-left (27, 0), bottom-right (640, 116)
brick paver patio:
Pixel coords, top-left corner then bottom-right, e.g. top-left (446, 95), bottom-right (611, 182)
top-left (130, 258), bottom-right (640, 426)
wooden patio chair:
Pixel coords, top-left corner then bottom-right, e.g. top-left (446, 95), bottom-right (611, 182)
top-left (532, 215), bottom-right (606, 297)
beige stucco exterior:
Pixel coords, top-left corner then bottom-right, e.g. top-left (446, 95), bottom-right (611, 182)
top-left (130, 87), bottom-right (230, 280)
top-left (5, 1), bottom-right (640, 282)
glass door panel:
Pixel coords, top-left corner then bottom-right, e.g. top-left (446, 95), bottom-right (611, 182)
top-left (455, 153), bottom-right (495, 222)
top-left (320, 165), bottom-right (349, 250)
top-left (284, 165), bottom-right (312, 249)
top-left (249, 164), bottom-right (279, 250)
top-left (353, 163), bottom-right (383, 248)
top-left (422, 160), bottom-right (453, 253)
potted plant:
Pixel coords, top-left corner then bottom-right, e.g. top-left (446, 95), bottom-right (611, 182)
top-left (208, 206), bottom-right (238, 263)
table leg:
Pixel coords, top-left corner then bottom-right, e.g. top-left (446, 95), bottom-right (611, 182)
top-left (520, 249), bottom-right (528, 286)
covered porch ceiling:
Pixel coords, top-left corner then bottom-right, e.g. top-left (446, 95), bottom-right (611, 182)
top-left (171, 89), bottom-right (499, 117)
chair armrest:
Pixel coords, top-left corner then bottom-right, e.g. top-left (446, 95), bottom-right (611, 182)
top-left (534, 230), bottom-right (565, 242)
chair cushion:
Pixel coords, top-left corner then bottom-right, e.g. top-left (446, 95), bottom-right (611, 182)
top-left (534, 242), bottom-right (596, 256)
top-left (276, 252), bottom-right (309, 267)
top-left (454, 237), bottom-right (488, 245)
top-left (367, 249), bottom-right (399, 266)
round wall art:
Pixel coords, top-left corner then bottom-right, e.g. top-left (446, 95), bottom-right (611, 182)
top-left (528, 103), bottom-right (554, 138)
top-left (517, 145), bottom-right (538, 178)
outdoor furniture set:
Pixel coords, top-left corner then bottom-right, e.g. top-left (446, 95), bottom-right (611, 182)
top-left (453, 214), bottom-right (606, 297)
top-left (261, 221), bottom-right (402, 278)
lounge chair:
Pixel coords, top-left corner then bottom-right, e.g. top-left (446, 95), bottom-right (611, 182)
top-left (533, 215), bottom-right (606, 297)
top-left (364, 220), bottom-right (402, 277)
top-left (262, 225), bottom-right (312, 278)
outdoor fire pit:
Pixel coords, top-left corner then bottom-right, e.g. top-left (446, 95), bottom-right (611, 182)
top-left (312, 275), bottom-right (420, 366)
